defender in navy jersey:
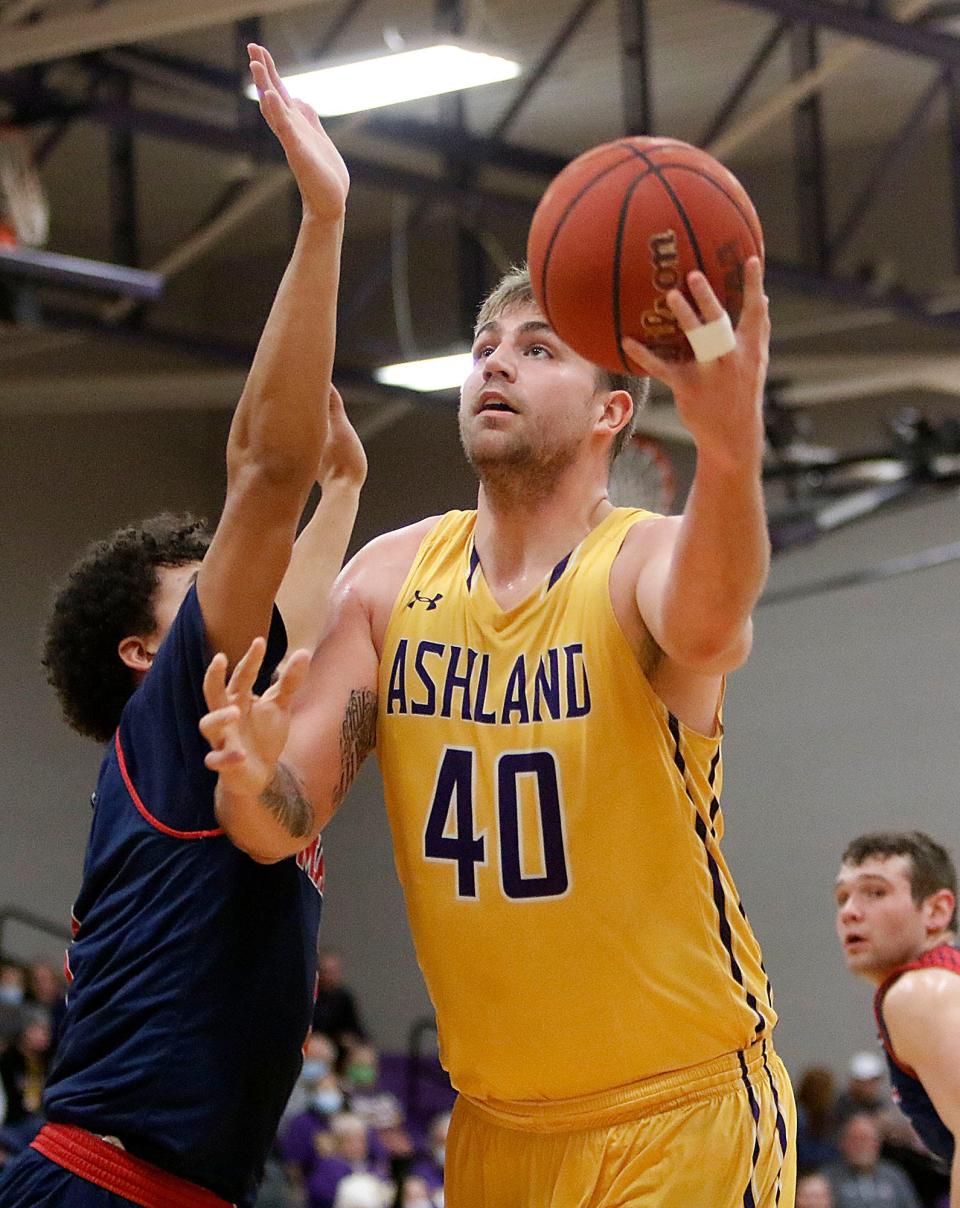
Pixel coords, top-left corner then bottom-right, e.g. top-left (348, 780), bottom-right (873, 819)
top-left (0, 44), bottom-right (363, 1208)
top-left (835, 832), bottom-right (960, 1202)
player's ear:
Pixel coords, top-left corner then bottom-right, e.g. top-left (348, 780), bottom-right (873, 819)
top-left (923, 888), bottom-right (956, 933)
top-left (118, 634), bottom-right (155, 674)
top-left (602, 389), bottom-right (634, 438)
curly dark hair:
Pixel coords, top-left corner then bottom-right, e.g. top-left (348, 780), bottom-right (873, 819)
top-left (42, 514), bottom-right (211, 743)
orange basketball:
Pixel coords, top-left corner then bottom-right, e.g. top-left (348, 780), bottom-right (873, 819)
top-left (526, 136), bottom-right (763, 373)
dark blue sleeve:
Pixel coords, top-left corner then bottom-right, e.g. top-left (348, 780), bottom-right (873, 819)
top-left (117, 583), bottom-right (287, 835)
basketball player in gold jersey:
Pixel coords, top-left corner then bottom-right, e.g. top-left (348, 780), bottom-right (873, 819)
top-left (201, 255), bottom-right (795, 1207)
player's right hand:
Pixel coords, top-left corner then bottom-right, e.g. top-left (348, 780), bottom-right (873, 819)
top-left (247, 43), bottom-right (349, 222)
top-left (621, 256), bottom-right (768, 476)
top-left (200, 639), bottom-right (311, 800)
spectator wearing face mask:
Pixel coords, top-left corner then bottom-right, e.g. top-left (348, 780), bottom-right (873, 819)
top-left (340, 1043), bottom-right (402, 1135)
top-left (0, 964), bottom-right (26, 1051)
top-left (283, 1032), bottom-right (339, 1127)
top-left (281, 1072), bottom-right (348, 1184)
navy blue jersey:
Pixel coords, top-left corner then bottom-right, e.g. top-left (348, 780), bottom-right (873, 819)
top-left (874, 942), bottom-right (959, 1162)
top-left (43, 585), bottom-right (325, 1206)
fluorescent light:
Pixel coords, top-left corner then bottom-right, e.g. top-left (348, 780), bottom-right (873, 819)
top-left (244, 44), bottom-right (520, 117)
top-left (375, 351), bottom-right (473, 392)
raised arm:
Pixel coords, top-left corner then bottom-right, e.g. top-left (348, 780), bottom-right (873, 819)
top-left (276, 386), bottom-right (367, 655)
top-left (621, 257), bottom-right (769, 674)
top-left (197, 44), bottom-right (350, 666)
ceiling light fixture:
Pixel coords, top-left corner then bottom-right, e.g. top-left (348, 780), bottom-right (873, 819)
top-left (244, 43), bottom-right (521, 117)
top-left (374, 351), bottom-right (473, 393)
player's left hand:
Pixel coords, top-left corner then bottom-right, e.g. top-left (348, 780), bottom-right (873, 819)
top-left (621, 256), bottom-right (768, 474)
top-left (248, 43), bottom-right (349, 222)
top-left (318, 386), bottom-right (367, 491)
top-left (200, 638), bottom-right (311, 799)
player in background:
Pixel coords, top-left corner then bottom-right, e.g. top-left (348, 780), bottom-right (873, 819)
top-left (0, 44), bottom-right (361, 1208)
top-left (201, 257), bottom-right (796, 1207)
top-left (836, 832), bottom-right (960, 1204)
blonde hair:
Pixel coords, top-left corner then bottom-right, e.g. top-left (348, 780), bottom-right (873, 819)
top-left (475, 264), bottom-right (649, 462)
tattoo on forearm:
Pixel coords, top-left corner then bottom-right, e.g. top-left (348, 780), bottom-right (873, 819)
top-left (333, 689), bottom-right (377, 808)
top-left (260, 762), bottom-right (314, 840)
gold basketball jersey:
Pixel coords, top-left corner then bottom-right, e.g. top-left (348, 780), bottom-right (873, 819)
top-left (377, 509), bottom-right (776, 1106)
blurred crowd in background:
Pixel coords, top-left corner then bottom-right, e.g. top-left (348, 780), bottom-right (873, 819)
top-left (795, 1050), bottom-right (950, 1208)
top-left (2, 944), bottom-right (953, 1207)
top-left (0, 948), bottom-right (454, 1208)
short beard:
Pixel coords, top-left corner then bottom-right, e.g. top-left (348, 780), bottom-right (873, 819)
top-left (460, 425), bottom-right (578, 504)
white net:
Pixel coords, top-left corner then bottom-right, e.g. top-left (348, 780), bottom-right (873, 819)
top-left (0, 128), bottom-right (49, 248)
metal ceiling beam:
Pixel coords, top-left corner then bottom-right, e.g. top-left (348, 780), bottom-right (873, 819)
top-left (710, 0), bottom-right (935, 159)
top-left (829, 70), bottom-right (945, 259)
top-left (0, 0), bottom-right (45, 25)
top-left (104, 47), bottom-right (240, 94)
top-left (361, 116), bottom-right (565, 178)
top-left (946, 68), bottom-right (960, 271)
top-left (9, 41), bottom-right (960, 339)
top-left (435, 0), bottom-right (487, 333)
top-left (0, 245), bottom-right (162, 298)
top-left (766, 258), bottom-right (960, 332)
top-left (107, 72), bottom-right (139, 270)
top-left (699, 18), bottom-right (789, 148)
top-left (790, 22), bottom-right (830, 273)
top-left (0, 0), bottom-right (327, 73)
top-left (73, 45), bottom-right (570, 179)
top-left (731, 0), bottom-right (960, 65)
top-left (101, 167), bottom-right (290, 325)
top-left (2, 68), bottom-right (569, 182)
top-left (313, 0), bottom-right (372, 59)
top-left (490, 0), bottom-right (604, 142)
top-left (620, 0), bottom-right (654, 136)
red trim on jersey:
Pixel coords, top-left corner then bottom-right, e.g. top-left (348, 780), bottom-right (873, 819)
top-left (31, 1124), bottom-right (233, 1207)
top-left (874, 942), bottom-right (960, 1076)
top-left (115, 732), bottom-right (224, 840)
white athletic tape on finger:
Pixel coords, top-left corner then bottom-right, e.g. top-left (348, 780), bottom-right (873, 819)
top-left (686, 312), bottom-right (736, 363)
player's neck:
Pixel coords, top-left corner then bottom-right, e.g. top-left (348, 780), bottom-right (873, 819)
top-left (864, 932), bottom-right (955, 985)
top-left (474, 475), bottom-right (611, 590)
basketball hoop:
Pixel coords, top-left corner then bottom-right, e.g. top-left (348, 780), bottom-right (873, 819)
top-left (0, 128), bottom-right (49, 248)
top-left (608, 434), bottom-right (678, 515)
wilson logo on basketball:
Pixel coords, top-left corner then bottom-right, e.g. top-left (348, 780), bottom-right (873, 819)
top-left (642, 229), bottom-right (683, 352)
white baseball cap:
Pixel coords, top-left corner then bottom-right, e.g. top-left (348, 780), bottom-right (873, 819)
top-left (849, 1051), bottom-right (885, 1080)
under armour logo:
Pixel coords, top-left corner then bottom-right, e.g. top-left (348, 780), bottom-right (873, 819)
top-left (407, 590), bottom-right (443, 611)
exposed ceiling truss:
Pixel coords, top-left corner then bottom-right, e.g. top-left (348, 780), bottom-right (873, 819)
top-left (5, 0), bottom-right (960, 422)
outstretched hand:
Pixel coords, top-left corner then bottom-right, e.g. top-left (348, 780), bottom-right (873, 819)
top-left (248, 43), bottom-right (349, 221)
top-left (621, 256), bottom-right (768, 473)
top-left (200, 638), bottom-right (311, 800)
